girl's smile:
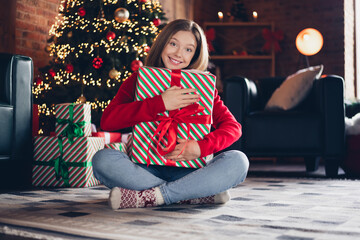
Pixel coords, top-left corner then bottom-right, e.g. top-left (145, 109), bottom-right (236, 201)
top-left (161, 30), bottom-right (197, 70)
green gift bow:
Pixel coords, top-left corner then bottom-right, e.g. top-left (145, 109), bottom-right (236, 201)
top-left (56, 104), bottom-right (89, 142)
top-left (34, 137), bottom-right (92, 187)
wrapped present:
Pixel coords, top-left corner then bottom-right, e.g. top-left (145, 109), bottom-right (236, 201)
top-left (32, 136), bottom-right (104, 187)
top-left (124, 133), bottom-right (133, 157)
top-left (105, 142), bottom-right (128, 153)
top-left (131, 67), bottom-right (216, 168)
top-left (104, 133), bottom-right (133, 156)
top-left (33, 104), bottom-right (39, 136)
top-left (92, 131), bottom-right (122, 144)
top-left (55, 103), bottom-right (91, 140)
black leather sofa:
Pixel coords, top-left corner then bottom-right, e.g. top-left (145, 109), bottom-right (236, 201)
top-left (0, 53), bottom-right (33, 189)
top-left (223, 75), bottom-right (345, 177)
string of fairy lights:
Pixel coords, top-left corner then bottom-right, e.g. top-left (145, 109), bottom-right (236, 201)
top-left (33, 0), bottom-right (163, 132)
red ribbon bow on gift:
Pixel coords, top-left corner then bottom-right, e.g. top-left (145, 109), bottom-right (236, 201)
top-left (154, 103), bottom-right (211, 156)
top-left (145, 70), bottom-right (211, 166)
top-left (262, 28), bottom-right (284, 53)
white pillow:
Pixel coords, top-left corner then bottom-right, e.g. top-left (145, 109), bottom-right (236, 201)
top-left (265, 65), bottom-right (324, 110)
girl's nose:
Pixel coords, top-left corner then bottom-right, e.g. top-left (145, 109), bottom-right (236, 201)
top-left (174, 48), bottom-right (181, 57)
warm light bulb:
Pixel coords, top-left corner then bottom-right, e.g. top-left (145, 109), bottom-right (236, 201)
top-left (218, 12), bottom-right (223, 21)
top-left (296, 28), bottom-right (323, 56)
top-left (252, 11), bottom-right (258, 22)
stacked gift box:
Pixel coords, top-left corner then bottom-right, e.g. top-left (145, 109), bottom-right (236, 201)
top-left (32, 103), bottom-right (104, 187)
top-left (32, 103), bottom-right (132, 187)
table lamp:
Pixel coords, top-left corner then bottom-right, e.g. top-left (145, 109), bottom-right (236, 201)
top-left (295, 28), bottom-right (323, 67)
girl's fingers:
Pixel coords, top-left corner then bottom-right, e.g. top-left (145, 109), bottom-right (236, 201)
top-left (169, 85), bottom-right (181, 90)
top-left (182, 99), bottom-right (199, 104)
top-left (181, 94), bottom-right (200, 99)
top-left (177, 138), bottom-right (187, 143)
top-left (179, 88), bottom-right (197, 94)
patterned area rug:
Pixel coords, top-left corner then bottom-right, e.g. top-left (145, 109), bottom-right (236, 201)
top-left (1, 174), bottom-right (360, 240)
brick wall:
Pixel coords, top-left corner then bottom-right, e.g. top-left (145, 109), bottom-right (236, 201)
top-left (15, 0), bottom-right (61, 76)
top-left (194, 0), bottom-right (354, 98)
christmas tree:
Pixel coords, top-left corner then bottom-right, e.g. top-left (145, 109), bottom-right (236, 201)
top-left (33, 0), bottom-right (166, 135)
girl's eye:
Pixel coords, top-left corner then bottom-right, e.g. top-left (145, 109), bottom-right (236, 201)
top-left (170, 42), bottom-right (176, 47)
top-left (186, 48), bottom-right (193, 52)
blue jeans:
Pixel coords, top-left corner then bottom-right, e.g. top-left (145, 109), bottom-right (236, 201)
top-left (92, 149), bottom-right (249, 205)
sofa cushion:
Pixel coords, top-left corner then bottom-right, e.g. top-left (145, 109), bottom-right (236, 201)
top-left (265, 65), bottom-right (323, 111)
top-left (244, 111), bottom-right (322, 153)
top-left (0, 105), bottom-right (13, 155)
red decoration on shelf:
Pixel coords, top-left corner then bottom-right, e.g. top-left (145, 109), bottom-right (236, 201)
top-left (35, 77), bottom-right (43, 85)
top-left (92, 57), bottom-right (103, 69)
top-left (205, 28), bottom-right (216, 53)
top-left (144, 46), bottom-right (150, 52)
top-left (140, 0), bottom-right (148, 3)
top-left (65, 64), bottom-right (74, 73)
top-left (130, 60), bottom-right (143, 71)
top-left (78, 7), bottom-right (86, 17)
top-left (48, 69), bottom-right (56, 77)
top-left (152, 18), bottom-right (161, 27)
top-left (262, 28), bottom-right (284, 53)
top-left (232, 50), bottom-right (248, 56)
top-left (106, 31), bottom-right (116, 41)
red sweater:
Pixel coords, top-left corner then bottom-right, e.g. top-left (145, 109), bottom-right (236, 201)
top-left (100, 72), bottom-right (242, 157)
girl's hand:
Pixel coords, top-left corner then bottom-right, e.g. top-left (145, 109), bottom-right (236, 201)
top-left (161, 86), bottom-right (200, 111)
top-left (163, 138), bottom-right (201, 161)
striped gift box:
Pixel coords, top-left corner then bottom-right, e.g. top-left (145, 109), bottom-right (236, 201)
top-left (55, 103), bottom-right (91, 138)
top-left (32, 136), bottom-right (104, 187)
top-left (92, 132), bottom-right (122, 144)
top-left (131, 67), bottom-right (216, 168)
top-left (105, 142), bottom-right (127, 153)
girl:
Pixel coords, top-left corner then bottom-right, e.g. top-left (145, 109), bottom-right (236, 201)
top-left (92, 19), bottom-right (249, 210)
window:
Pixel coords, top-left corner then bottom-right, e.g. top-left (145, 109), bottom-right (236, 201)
top-left (356, 0), bottom-right (360, 98)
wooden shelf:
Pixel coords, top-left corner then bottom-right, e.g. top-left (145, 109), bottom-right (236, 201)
top-left (204, 22), bottom-right (273, 27)
top-left (204, 21), bottom-right (276, 77)
top-left (210, 55), bottom-right (273, 60)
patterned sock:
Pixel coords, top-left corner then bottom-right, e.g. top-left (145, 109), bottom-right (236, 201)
top-left (108, 187), bottom-right (164, 210)
top-left (179, 190), bottom-right (231, 205)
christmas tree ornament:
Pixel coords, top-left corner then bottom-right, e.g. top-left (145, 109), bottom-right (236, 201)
top-left (48, 69), bottom-right (56, 77)
top-left (35, 77), bottom-right (43, 85)
top-left (152, 18), bottom-right (161, 27)
top-left (144, 45), bottom-right (150, 52)
top-left (109, 68), bottom-right (119, 79)
top-left (78, 7), bottom-right (86, 17)
top-left (130, 60), bottom-right (143, 71)
top-left (78, 94), bottom-right (86, 103)
top-left (114, 8), bottom-right (129, 23)
top-left (140, 0), bottom-right (148, 3)
top-left (44, 44), bottom-right (52, 53)
top-left (67, 31), bottom-right (73, 38)
top-left (92, 57), bottom-right (103, 69)
top-left (65, 63), bottom-right (74, 73)
top-left (106, 31), bottom-right (116, 41)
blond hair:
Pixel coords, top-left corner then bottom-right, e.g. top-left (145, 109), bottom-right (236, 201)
top-left (145, 19), bottom-right (209, 71)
